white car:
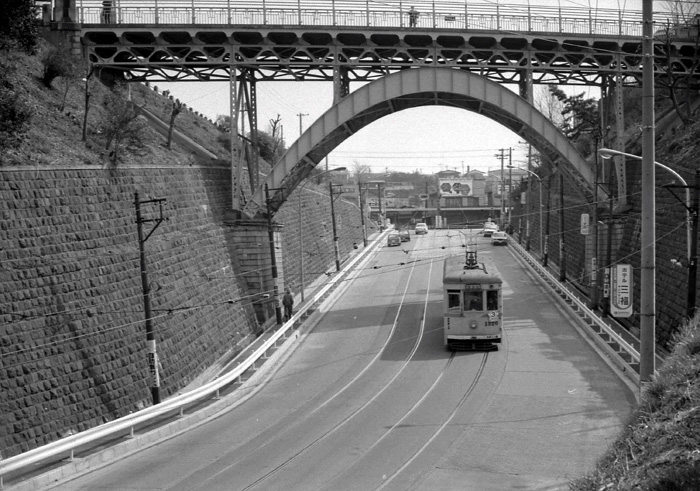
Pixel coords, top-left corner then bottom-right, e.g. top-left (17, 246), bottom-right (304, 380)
top-left (415, 223), bottom-right (429, 235)
top-left (491, 231), bottom-right (508, 245)
top-left (481, 222), bottom-right (499, 237)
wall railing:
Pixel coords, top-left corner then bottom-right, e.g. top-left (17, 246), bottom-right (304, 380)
top-left (75, 0), bottom-right (646, 37)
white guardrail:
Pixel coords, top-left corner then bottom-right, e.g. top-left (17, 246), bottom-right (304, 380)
top-left (72, 0), bottom-right (647, 37)
top-left (0, 231), bottom-right (387, 488)
top-left (509, 237), bottom-right (640, 368)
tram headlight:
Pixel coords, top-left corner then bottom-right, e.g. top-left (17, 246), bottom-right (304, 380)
top-left (469, 320), bottom-right (478, 329)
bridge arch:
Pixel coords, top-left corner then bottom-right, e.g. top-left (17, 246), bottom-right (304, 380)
top-left (243, 67), bottom-right (603, 218)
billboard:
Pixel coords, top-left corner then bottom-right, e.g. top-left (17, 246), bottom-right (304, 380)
top-left (439, 178), bottom-right (473, 196)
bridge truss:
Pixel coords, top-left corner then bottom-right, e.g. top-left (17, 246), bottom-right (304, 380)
top-left (63, 0), bottom-right (700, 212)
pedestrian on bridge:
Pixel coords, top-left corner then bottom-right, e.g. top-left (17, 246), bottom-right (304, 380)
top-left (408, 6), bottom-right (419, 28)
top-left (101, 0), bottom-right (113, 23)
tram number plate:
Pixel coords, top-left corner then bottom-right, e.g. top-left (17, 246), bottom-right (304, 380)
top-left (485, 320), bottom-right (499, 326)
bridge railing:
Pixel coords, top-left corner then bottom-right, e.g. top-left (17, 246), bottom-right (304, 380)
top-left (77, 0), bottom-right (644, 37)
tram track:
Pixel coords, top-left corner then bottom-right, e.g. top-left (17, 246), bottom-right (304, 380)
top-left (232, 239), bottom-right (439, 490)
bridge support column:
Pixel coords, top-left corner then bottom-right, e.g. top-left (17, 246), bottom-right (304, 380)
top-left (227, 219), bottom-right (286, 326)
top-left (333, 67), bottom-right (350, 104)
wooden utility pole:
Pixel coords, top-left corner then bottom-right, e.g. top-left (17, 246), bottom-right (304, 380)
top-left (134, 192), bottom-right (167, 405)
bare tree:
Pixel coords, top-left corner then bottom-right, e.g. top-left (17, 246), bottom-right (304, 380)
top-left (101, 83), bottom-right (147, 164)
top-left (655, 7), bottom-right (700, 126)
top-left (166, 99), bottom-right (182, 149)
top-left (82, 65), bottom-right (95, 143)
top-left (534, 85), bottom-right (565, 129)
top-left (352, 160), bottom-right (372, 182)
top-left (268, 114), bottom-right (283, 158)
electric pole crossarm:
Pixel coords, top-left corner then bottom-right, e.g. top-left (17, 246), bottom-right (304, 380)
top-left (136, 198), bottom-right (168, 243)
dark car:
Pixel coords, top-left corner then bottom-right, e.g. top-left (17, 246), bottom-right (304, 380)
top-left (399, 230), bottom-right (411, 242)
top-left (387, 233), bottom-right (401, 247)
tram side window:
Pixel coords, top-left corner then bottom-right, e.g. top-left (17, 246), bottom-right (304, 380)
top-left (487, 290), bottom-right (499, 311)
top-left (464, 291), bottom-right (483, 311)
top-left (447, 290), bottom-right (461, 311)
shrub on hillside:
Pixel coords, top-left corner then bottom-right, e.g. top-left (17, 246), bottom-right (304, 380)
top-left (0, 64), bottom-right (31, 151)
top-left (0, 0), bottom-right (39, 54)
top-left (40, 47), bottom-right (74, 88)
top-left (101, 83), bottom-right (148, 164)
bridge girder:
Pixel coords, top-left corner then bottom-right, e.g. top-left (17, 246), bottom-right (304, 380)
top-left (243, 67), bottom-right (607, 219)
top-left (81, 26), bottom-right (699, 85)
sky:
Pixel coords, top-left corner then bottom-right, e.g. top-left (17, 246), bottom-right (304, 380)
top-left (153, 0), bottom-right (645, 176)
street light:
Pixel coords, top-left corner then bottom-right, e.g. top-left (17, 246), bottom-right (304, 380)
top-left (298, 167), bottom-right (347, 302)
top-left (598, 147), bottom-right (687, 386)
top-left (599, 149), bottom-right (699, 318)
top-left (507, 165), bottom-right (543, 256)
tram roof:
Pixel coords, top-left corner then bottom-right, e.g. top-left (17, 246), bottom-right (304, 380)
top-left (442, 254), bottom-right (502, 285)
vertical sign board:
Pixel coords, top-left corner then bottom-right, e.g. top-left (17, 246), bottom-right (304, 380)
top-left (580, 213), bottom-right (590, 235)
top-left (611, 264), bottom-right (633, 318)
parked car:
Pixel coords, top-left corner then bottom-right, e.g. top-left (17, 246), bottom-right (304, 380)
top-left (399, 229), bottom-right (411, 242)
top-left (491, 231), bottom-right (508, 245)
top-left (415, 223), bottom-right (429, 235)
top-left (387, 233), bottom-right (401, 246)
top-left (481, 222), bottom-right (499, 237)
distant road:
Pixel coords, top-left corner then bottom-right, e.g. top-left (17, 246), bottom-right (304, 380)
top-left (55, 229), bottom-right (635, 491)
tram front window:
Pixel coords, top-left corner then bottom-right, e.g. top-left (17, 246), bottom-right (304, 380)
top-left (464, 291), bottom-right (483, 311)
top-left (487, 290), bottom-right (498, 311)
top-left (447, 290), bottom-right (461, 311)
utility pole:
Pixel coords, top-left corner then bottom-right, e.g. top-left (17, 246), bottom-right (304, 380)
top-left (264, 184), bottom-right (283, 325)
top-left (358, 182), bottom-right (368, 246)
top-left (297, 113), bottom-right (308, 137)
top-left (559, 172), bottom-right (566, 282)
top-left (544, 174), bottom-right (552, 267)
top-left (329, 182), bottom-right (342, 272)
top-left (134, 192), bottom-right (167, 406)
top-left (495, 149), bottom-right (506, 225)
top-left (508, 147), bottom-right (513, 229)
top-left (687, 170), bottom-right (700, 319)
top-left (377, 182), bottom-right (384, 231)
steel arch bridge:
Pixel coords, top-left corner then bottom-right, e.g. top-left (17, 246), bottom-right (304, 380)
top-left (244, 67), bottom-right (600, 218)
top-left (50, 0), bottom-right (700, 215)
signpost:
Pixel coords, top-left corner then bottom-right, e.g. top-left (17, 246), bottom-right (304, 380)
top-left (611, 264), bottom-right (633, 318)
top-left (580, 213), bottom-right (590, 235)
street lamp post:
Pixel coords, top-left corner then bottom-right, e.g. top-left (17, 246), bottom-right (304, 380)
top-left (297, 167), bottom-right (347, 302)
top-left (598, 147), bottom-right (692, 387)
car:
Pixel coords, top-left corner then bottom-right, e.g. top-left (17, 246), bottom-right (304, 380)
top-left (491, 231), bottom-right (508, 245)
top-left (415, 223), bottom-right (429, 235)
top-left (399, 229), bottom-right (411, 242)
top-left (387, 233), bottom-right (401, 246)
top-left (481, 222), bottom-right (499, 237)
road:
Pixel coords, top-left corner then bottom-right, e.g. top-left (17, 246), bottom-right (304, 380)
top-left (53, 229), bottom-right (636, 491)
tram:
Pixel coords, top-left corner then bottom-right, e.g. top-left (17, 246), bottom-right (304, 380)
top-left (442, 247), bottom-right (503, 350)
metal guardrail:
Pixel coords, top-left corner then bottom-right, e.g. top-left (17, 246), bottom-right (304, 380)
top-left (74, 0), bottom-right (645, 37)
top-left (0, 232), bottom-right (387, 489)
top-left (508, 237), bottom-right (641, 380)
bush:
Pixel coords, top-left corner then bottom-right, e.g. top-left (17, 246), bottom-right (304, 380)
top-left (0, 0), bottom-right (39, 54)
top-left (0, 66), bottom-right (31, 151)
top-left (40, 47), bottom-right (74, 88)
